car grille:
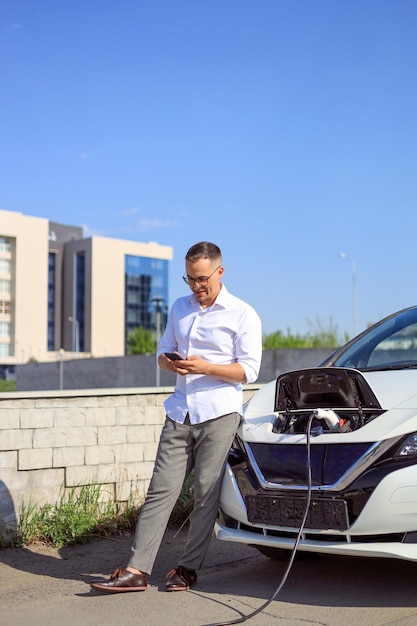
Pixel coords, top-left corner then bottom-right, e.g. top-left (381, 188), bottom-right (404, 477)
top-left (246, 442), bottom-right (373, 487)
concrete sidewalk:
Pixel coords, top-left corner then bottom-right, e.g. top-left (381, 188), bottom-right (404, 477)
top-left (2, 527), bottom-right (417, 626)
top-left (0, 527), bottom-right (270, 626)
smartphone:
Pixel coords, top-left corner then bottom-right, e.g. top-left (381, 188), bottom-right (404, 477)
top-left (165, 352), bottom-right (183, 361)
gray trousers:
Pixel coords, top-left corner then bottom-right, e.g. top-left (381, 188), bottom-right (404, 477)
top-left (127, 411), bottom-right (241, 574)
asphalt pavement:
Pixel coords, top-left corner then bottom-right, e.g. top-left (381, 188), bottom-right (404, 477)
top-left (1, 527), bottom-right (417, 626)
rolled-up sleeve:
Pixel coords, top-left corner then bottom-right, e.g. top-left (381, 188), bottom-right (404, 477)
top-left (235, 305), bottom-right (263, 384)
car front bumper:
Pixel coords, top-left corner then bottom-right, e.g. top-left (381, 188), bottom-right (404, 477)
top-left (216, 462), bottom-right (417, 561)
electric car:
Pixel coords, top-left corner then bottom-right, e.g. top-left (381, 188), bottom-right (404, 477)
top-left (215, 305), bottom-right (417, 562)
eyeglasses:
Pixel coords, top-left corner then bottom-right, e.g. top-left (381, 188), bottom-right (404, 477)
top-left (182, 265), bottom-right (221, 286)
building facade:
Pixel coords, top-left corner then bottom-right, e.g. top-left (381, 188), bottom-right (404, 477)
top-left (0, 209), bottom-right (173, 373)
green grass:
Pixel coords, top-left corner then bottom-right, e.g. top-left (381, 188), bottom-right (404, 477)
top-left (15, 484), bottom-right (139, 548)
top-left (11, 477), bottom-right (195, 548)
top-left (0, 379), bottom-right (16, 392)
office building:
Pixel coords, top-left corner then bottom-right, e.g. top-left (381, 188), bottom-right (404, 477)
top-left (0, 209), bottom-right (172, 372)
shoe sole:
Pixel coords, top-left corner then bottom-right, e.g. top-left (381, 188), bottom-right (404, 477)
top-left (90, 584), bottom-right (147, 593)
top-left (166, 585), bottom-right (191, 592)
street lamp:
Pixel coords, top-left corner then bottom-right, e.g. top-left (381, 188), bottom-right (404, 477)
top-left (59, 348), bottom-right (64, 390)
top-left (68, 316), bottom-right (80, 352)
top-left (339, 252), bottom-right (357, 337)
top-left (151, 297), bottom-right (165, 387)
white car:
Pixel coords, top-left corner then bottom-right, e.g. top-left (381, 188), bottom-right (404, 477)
top-left (215, 305), bottom-right (417, 562)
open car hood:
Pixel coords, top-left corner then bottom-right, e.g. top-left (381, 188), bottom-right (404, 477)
top-left (241, 367), bottom-right (417, 443)
top-left (274, 367), bottom-right (382, 412)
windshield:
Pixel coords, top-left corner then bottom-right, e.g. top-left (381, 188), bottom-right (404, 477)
top-left (329, 307), bottom-right (417, 371)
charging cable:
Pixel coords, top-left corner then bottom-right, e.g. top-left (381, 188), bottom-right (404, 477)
top-left (202, 411), bottom-right (315, 626)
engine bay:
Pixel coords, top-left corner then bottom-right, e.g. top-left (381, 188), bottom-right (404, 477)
top-left (273, 367), bottom-right (385, 434)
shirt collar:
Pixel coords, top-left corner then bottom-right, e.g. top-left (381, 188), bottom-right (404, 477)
top-left (189, 283), bottom-right (229, 309)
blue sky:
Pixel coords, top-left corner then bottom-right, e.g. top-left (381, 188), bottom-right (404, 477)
top-left (1, 0), bottom-right (416, 338)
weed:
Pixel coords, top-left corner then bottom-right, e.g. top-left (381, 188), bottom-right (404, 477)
top-left (15, 484), bottom-right (139, 548)
top-left (12, 476), bottom-right (195, 548)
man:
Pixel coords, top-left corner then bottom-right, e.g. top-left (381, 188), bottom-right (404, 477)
top-left (90, 241), bottom-right (262, 593)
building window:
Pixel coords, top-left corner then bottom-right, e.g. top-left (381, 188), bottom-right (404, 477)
top-left (0, 321), bottom-right (10, 336)
top-left (124, 255), bottom-right (168, 353)
top-left (0, 280), bottom-right (11, 294)
top-left (0, 343), bottom-right (10, 357)
top-left (0, 300), bottom-right (11, 315)
top-left (74, 251), bottom-right (85, 352)
top-left (0, 237), bottom-right (12, 254)
top-left (48, 252), bottom-right (56, 350)
top-left (0, 237), bottom-right (14, 357)
top-left (0, 259), bottom-right (11, 275)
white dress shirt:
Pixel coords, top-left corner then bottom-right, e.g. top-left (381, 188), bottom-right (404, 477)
top-left (157, 284), bottom-right (262, 424)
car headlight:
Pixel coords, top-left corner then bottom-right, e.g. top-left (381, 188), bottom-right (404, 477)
top-left (395, 434), bottom-right (417, 457)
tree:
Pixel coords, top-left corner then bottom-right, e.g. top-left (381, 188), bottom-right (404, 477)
top-left (127, 326), bottom-right (155, 355)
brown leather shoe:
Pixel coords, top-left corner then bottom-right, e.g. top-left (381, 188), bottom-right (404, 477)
top-left (166, 566), bottom-right (197, 591)
top-left (90, 568), bottom-right (147, 593)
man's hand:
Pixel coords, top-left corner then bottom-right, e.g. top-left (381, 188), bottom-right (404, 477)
top-left (159, 353), bottom-right (189, 375)
top-left (173, 354), bottom-right (207, 375)
top-left (160, 354), bottom-right (246, 383)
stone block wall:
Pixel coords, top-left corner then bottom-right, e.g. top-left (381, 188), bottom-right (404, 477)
top-left (0, 385), bottom-right (260, 541)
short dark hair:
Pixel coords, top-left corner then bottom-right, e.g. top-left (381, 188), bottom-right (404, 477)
top-left (185, 242), bottom-right (222, 263)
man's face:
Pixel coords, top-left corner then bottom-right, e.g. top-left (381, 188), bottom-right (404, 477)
top-left (184, 258), bottom-right (224, 307)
